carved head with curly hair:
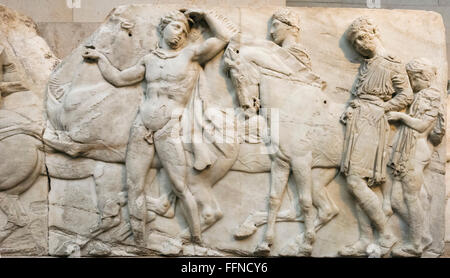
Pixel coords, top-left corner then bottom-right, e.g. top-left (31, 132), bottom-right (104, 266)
top-left (270, 8), bottom-right (301, 46)
top-left (406, 58), bottom-right (437, 92)
top-left (158, 10), bottom-right (191, 49)
top-left (347, 16), bottom-right (381, 58)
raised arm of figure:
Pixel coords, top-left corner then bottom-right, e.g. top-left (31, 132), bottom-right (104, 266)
top-left (82, 47), bottom-right (146, 87)
top-left (187, 9), bottom-right (236, 64)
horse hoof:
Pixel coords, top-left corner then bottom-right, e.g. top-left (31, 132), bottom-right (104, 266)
top-left (279, 241), bottom-right (298, 257)
top-left (338, 240), bottom-right (369, 257)
top-left (254, 242), bottom-right (271, 256)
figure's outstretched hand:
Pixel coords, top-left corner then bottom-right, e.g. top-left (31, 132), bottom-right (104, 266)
top-left (82, 46), bottom-right (101, 62)
top-left (183, 8), bottom-right (205, 23)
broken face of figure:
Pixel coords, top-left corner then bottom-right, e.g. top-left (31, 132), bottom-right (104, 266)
top-left (163, 20), bottom-right (188, 50)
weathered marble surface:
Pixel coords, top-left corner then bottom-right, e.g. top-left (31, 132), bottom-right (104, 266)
top-left (0, 4), bottom-right (58, 256)
top-left (0, 3), bottom-right (448, 257)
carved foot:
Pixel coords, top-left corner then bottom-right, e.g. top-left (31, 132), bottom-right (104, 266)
top-left (199, 210), bottom-right (223, 234)
top-left (130, 218), bottom-right (146, 247)
top-left (254, 241), bottom-right (271, 256)
top-left (279, 234), bottom-right (313, 257)
top-left (90, 216), bottom-right (121, 234)
top-left (338, 239), bottom-right (370, 257)
top-left (147, 195), bottom-right (172, 216)
top-left (315, 208), bottom-right (339, 232)
top-left (279, 240), bottom-right (299, 256)
top-left (234, 216), bottom-right (257, 239)
top-left (178, 228), bottom-right (204, 246)
top-left (0, 222), bottom-right (19, 244)
top-left (378, 233), bottom-right (398, 256)
top-left (179, 228), bottom-right (191, 241)
top-left (191, 235), bottom-right (203, 246)
top-left (422, 234), bottom-right (433, 251)
top-left (113, 223), bottom-right (133, 243)
top-left (391, 244), bottom-right (421, 257)
top-left (297, 242), bottom-right (313, 257)
top-left (54, 241), bottom-right (81, 257)
top-left (87, 241), bottom-right (112, 257)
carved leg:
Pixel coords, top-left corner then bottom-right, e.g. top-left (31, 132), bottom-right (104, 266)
top-left (179, 185), bottom-right (224, 241)
top-left (391, 179), bottom-right (408, 220)
top-left (420, 183), bottom-right (433, 250)
top-left (255, 156), bottom-right (290, 256)
top-left (154, 120), bottom-right (202, 245)
top-left (401, 167), bottom-right (425, 255)
top-left (339, 204), bottom-right (372, 257)
top-left (188, 142), bottom-right (239, 233)
top-left (290, 155), bottom-right (315, 256)
top-left (125, 115), bottom-right (155, 247)
top-left (197, 187), bottom-right (224, 231)
top-left (381, 173), bottom-right (394, 217)
top-left (345, 175), bottom-right (397, 254)
top-left (311, 168), bottom-right (339, 232)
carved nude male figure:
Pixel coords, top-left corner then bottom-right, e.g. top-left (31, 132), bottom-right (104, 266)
top-left (339, 17), bottom-right (414, 256)
top-left (82, 9), bottom-right (233, 245)
top-left (387, 58), bottom-right (444, 257)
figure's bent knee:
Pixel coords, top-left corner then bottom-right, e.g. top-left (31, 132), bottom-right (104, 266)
top-left (299, 195), bottom-right (313, 210)
top-left (346, 175), bottom-right (364, 193)
top-left (269, 195), bottom-right (281, 207)
top-left (404, 192), bottom-right (419, 204)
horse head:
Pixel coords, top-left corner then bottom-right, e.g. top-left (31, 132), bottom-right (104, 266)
top-left (224, 36), bottom-right (261, 114)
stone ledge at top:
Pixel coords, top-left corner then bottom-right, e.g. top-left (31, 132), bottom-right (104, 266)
top-left (0, 0), bottom-right (286, 23)
top-left (0, 0), bottom-right (73, 23)
top-left (73, 1), bottom-right (285, 22)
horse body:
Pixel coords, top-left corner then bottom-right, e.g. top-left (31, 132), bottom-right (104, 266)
top-left (224, 37), bottom-right (346, 255)
top-left (0, 132), bottom-right (45, 244)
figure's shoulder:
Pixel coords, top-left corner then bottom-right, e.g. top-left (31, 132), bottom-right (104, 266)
top-left (288, 43), bottom-right (310, 56)
top-left (384, 54), bottom-right (402, 64)
top-left (141, 52), bottom-right (154, 63)
top-left (381, 54), bottom-right (405, 72)
top-left (421, 87), bottom-right (441, 101)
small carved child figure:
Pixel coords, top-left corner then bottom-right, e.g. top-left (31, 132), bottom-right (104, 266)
top-left (387, 58), bottom-right (445, 257)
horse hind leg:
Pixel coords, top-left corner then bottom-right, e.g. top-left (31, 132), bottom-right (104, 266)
top-left (311, 168), bottom-right (339, 232)
top-left (285, 155), bottom-right (315, 256)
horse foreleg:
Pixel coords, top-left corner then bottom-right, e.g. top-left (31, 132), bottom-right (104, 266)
top-left (254, 156), bottom-right (290, 255)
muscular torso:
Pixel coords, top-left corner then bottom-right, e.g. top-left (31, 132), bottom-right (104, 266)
top-left (140, 47), bottom-right (201, 131)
